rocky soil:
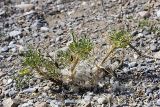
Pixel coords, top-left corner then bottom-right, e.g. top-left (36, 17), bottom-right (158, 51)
top-left (0, 0), bottom-right (160, 107)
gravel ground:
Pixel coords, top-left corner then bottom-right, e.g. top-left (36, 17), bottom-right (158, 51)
top-left (0, 0), bottom-right (160, 107)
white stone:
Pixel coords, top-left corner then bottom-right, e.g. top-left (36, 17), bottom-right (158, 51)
top-left (97, 97), bottom-right (107, 104)
top-left (156, 10), bottom-right (160, 17)
top-left (35, 102), bottom-right (47, 107)
top-left (138, 11), bottom-right (150, 18)
top-left (156, 99), bottom-right (160, 106)
top-left (40, 27), bottom-right (49, 32)
top-left (2, 98), bottom-right (19, 107)
top-left (7, 79), bottom-right (13, 85)
top-left (15, 4), bottom-right (34, 10)
top-left (154, 51), bottom-right (160, 58)
top-left (9, 31), bottom-right (21, 37)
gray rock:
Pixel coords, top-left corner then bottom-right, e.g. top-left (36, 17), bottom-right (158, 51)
top-left (138, 11), bottom-right (150, 18)
top-left (35, 102), bottom-right (47, 107)
top-left (2, 98), bottom-right (20, 107)
top-left (97, 97), bottom-right (107, 104)
top-left (5, 89), bottom-right (18, 97)
top-left (20, 102), bottom-right (33, 107)
top-left (22, 87), bottom-right (38, 93)
top-left (128, 62), bottom-right (138, 68)
top-left (15, 4), bottom-right (34, 10)
top-left (50, 100), bottom-right (62, 107)
top-left (150, 45), bottom-right (157, 52)
top-left (7, 79), bottom-right (13, 85)
top-left (156, 99), bottom-right (160, 106)
top-left (1, 46), bottom-right (9, 52)
top-left (64, 99), bottom-right (76, 106)
top-left (9, 31), bottom-right (21, 37)
top-left (31, 20), bottom-right (43, 29)
top-left (0, 72), bottom-right (6, 78)
top-left (40, 27), bottom-right (49, 32)
top-left (156, 10), bottom-right (160, 17)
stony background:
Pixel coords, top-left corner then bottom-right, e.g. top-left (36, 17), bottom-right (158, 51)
top-left (0, 0), bottom-right (160, 107)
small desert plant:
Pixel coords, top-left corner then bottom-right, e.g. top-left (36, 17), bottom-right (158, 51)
top-left (20, 48), bottom-right (62, 85)
top-left (138, 19), bottom-right (151, 28)
top-left (13, 68), bottom-right (32, 89)
top-left (100, 30), bottom-right (131, 66)
top-left (15, 32), bottom-right (93, 88)
top-left (93, 30), bottom-right (132, 84)
top-left (56, 32), bottom-right (93, 81)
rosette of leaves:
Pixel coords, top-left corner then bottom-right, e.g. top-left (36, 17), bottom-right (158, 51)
top-left (56, 32), bottom-right (93, 80)
top-left (109, 30), bottom-right (131, 49)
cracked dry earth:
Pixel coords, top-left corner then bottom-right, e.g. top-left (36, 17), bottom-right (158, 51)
top-left (0, 0), bottom-right (160, 107)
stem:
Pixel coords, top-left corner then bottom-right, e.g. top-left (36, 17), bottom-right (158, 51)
top-left (35, 66), bottom-right (63, 85)
top-left (70, 56), bottom-right (79, 80)
top-left (92, 46), bottom-right (116, 85)
top-left (129, 43), bottom-right (142, 56)
top-left (100, 46), bottom-right (116, 66)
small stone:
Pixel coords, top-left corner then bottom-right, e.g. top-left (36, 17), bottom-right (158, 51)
top-left (154, 51), bottom-right (160, 58)
top-left (128, 62), bottom-right (138, 68)
top-left (7, 79), bottom-right (13, 85)
top-left (0, 72), bottom-right (6, 78)
top-left (150, 45), bottom-right (157, 52)
top-left (40, 27), bottom-right (49, 32)
top-left (1, 46), bottom-right (9, 52)
top-left (2, 98), bottom-right (20, 107)
top-left (9, 31), bottom-right (21, 37)
top-left (64, 99), bottom-right (76, 106)
top-left (21, 102), bottom-right (33, 107)
top-left (15, 3), bottom-right (34, 10)
top-left (31, 20), bottom-right (43, 29)
top-left (137, 33), bottom-right (144, 38)
top-left (156, 99), bottom-right (160, 106)
top-left (50, 100), bottom-right (62, 107)
top-left (97, 97), bottom-right (107, 104)
top-left (138, 11), bottom-right (150, 18)
top-left (22, 87), bottom-right (38, 93)
top-left (35, 102), bottom-right (47, 107)
top-left (131, 30), bottom-right (138, 36)
top-left (156, 10), bottom-right (160, 17)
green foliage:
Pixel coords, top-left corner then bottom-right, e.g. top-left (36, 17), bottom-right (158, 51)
top-left (18, 49), bottom-right (61, 84)
top-left (69, 32), bottom-right (93, 59)
top-left (56, 32), bottom-right (93, 64)
top-left (23, 49), bottom-right (43, 68)
top-left (14, 68), bottom-right (31, 89)
top-left (109, 30), bottom-right (131, 48)
top-left (56, 50), bottom-right (73, 67)
top-left (138, 19), bottom-right (151, 28)
top-left (42, 59), bottom-right (60, 78)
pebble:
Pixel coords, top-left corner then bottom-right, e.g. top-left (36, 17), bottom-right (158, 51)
top-left (150, 45), bottom-right (157, 52)
top-left (35, 102), bottom-right (47, 107)
top-left (20, 101), bottom-right (33, 107)
top-left (156, 10), bottom-right (160, 17)
top-left (2, 98), bottom-right (20, 107)
top-left (156, 99), bottom-right (160, 106)
top-left (7, 79), bottom-right (13, 85)
top-left (97, 97), bottom-right (107, 104)
top-left (1, 46), bottom-right (9, 52)
top-left (15, 3), bottom-right (34, 10)
top-left (128, 62), bottom-right (138, 68)
top-left (138, 11), bottom-right (150, 18)
top-left (50, 100), bottom-right (62, 107)
top-left (9, 31), bottom-right (21, 37)
top-left (22, 87), bottom-right (38, 93)
top-left (40, 27), bottom-right (49, 32)
top-left (64, 99), bottom-right (76, 106)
